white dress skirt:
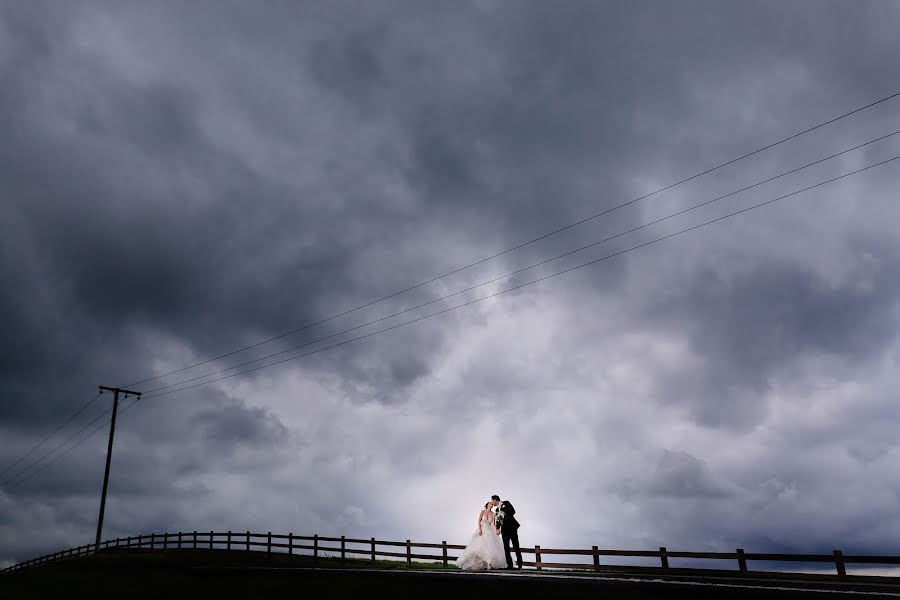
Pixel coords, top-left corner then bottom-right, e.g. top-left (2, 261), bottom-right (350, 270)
top-left (455, 514), bottom-right (508, 570)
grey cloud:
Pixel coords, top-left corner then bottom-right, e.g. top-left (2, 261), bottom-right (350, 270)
top-left (627, 241), bottom-right (900, 429)
top-left (645, 450), bottom-right (738, 499)
top-left (193, 401), bottom-right (288, 448)
top-left (2, 0), bottom-right (900, 569)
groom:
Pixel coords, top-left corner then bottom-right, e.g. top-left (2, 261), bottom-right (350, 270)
top-left (491, 494), bottom-right (522, 570)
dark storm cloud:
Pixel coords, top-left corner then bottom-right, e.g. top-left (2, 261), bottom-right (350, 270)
top-left (626, 241), bottom-right (900, 429)
top-left (2, 0), bottom-right (900, 569)
top-left (0, 0), bottom-right (440, 423)
top-left (193, 401), bottom-right (288, 447)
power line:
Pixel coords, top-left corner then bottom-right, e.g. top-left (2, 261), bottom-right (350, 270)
top-left (0, 392), bottom-right (103, 479)
top-left (136, 154), bottom-right (899, 401)
top-left (9, 154), bottom-right (897, 492)
top-left (122, 89), bottom-right (900, 389)
top-left (6, 396), bottom-right (142, 492)
top-left (139, 131), bottom-right (900, 396)
top-left (0, 403), bottom-right (114, 488)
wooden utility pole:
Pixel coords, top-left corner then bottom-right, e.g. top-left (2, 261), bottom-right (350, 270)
top-left (94, 386), bottom-right (142, 553)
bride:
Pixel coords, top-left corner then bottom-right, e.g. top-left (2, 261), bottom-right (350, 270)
top-left (455, 501), bottom-right (507, 570)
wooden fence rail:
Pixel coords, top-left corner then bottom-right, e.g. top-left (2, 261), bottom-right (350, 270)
top-left (4, 531), bottom-right (899, 577)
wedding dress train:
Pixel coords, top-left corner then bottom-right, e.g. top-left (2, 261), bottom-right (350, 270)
top-left (455, 513), bottom-right (507, 571)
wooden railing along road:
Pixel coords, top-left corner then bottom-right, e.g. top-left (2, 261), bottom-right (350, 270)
top-left (4, 530), bottom-right (900, 577)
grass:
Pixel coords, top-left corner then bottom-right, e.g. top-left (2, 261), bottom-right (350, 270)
top-left (2, 546), bottom-right (463, 572)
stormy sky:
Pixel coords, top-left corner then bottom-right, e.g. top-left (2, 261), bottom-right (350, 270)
top-left (2, 0), bottom-right (900, 571)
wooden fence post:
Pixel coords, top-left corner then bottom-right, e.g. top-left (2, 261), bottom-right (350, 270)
top-left (593, 545), bottom-right (600, 571)
top-left (442, 541), bottom-right (448, 568)
top-left (406, 540), bottom-right (412, 567)
top-left (138, 534), bottom-right (143, 548)
top-left (163, 533), bottom-right (168, 550)
top-left (341, 535), bottom-right (346, 561)
top-left (314, 534), bottom-right (319, 564)
top-left (178, 532), bottom-right (183, 549)
top-left (267, 532), bottom-right (272, 558)
top-left (149, 533), bottom-right (154, 549)
top-left (288, 533), bottom-right (293, 556)
top-left (737, 548), bottom-right (748, 573)
top-left (193, 530), bottom-right (198, 549)
top-left (227, 530), bottom-right (232, 551)
top-left (834, 550), bottom-right (847, 576)
top-left (246, 531), bottom-right (250, 552)
top-left (371, 538), bottom-right (376, 562)
top-left (535, 545), bottom-right (542, 570)
top-left (207, 531), bottom-right (212, 550)
top-left (659, 547), bottom-right (669, 569)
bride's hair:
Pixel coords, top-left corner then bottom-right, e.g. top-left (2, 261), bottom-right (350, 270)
top-left (484, 502), bottom-right (490, 509)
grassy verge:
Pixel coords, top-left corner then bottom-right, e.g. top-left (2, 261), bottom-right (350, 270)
top-left (1, 547), bottom-right (460, 571)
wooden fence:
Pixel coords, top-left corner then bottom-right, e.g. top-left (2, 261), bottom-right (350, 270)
top-left (5, 531), bottom-right (900, 577)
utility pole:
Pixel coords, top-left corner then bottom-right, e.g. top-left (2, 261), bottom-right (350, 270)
top-left (95, 386), bottom-right (142, 553)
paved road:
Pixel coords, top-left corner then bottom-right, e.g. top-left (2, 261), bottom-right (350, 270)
top-left (7, 559), bottom-right (900, 599)
top-left (194, 566), bottom-right (900, 598)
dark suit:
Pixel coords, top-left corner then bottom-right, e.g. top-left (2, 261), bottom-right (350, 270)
top-left (498, 500), bottom-right (522, 568)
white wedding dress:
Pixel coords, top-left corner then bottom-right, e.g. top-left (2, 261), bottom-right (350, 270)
top-left (455, 512), bottom-right (508, 570)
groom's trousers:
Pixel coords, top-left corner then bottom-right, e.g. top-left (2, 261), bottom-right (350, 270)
top-left (502, 528), bottom-right (522, 569)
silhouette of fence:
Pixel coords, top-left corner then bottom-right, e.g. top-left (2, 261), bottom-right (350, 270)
top-left (5, 531), bottom-right (900, 576)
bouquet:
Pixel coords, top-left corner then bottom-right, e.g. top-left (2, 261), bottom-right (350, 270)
top-left (494, 507), bottom-right (505, 530)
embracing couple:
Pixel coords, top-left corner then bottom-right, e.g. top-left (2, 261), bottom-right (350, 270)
top-left (455, 494), bottom-right (523, 571)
